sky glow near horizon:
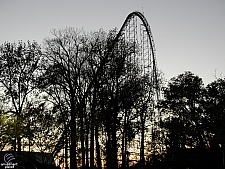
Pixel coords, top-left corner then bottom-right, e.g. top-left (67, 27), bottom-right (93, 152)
top-left (0, 0), bottom-right (224, 85)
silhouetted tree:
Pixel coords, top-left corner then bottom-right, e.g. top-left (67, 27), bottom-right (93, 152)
top-left (0, 41), bottom-right (42, 151)
top-left (0, 110), bottom-right (23, 151)
top-left (205, 78), bottom-right (225, 146)
top-left (159, 71), bottom-right (208, 150)
top-left (42, 28), bottom-right (88, 169)
top-left (38, 27), bottom-right (161, 169)
top-left (42, 28), bottom-right (119, 169)
top-left (37, 65), bottom-right (71, 167)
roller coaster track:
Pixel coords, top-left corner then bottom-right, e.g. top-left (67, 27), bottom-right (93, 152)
top-left (87, 11), bottom-right (160, 104)
top-left (113, 11), bottom-right (159, 98)
top-left (111, 11), bottom-right (161, 156)
top-left (115, 11), bottom-right (156, 62)
top-left (85, 11), bottom-right (160, 116)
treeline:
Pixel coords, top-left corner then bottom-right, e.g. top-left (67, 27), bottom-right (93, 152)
top-left (159, 71), bottom-right (225, 150)
top-left (158, 71), bottom-right (225, 168)
top-left (0, 28), bottom-right (159, 169)
top-left (0, 28), bottom-right (224, 169)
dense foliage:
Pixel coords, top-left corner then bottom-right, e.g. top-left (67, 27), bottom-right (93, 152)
top-left (159, 72), bottom-right (225, 150)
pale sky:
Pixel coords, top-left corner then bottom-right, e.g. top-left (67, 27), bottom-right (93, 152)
top-left (0, 0), bottom-right (224, 85)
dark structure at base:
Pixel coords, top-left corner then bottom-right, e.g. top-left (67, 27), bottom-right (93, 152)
top-left (0, 151), bottom-right (59, 169)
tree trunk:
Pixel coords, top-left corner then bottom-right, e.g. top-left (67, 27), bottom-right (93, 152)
top-left (81, 114), bottom-right (85, 168)
top-left (122, 133), bottom-right (126, 169)
top-left (90, 89), bottom-right (97, 168)
top-left (111, 80), bottom-right (119, 169)
top-left (17, 137), bottom-right (21, 152)
top-left (95, 125), bottom-right (102, 169)
top-left (112, 122), bottom-right (118, 169)
top-left (112, 101), bottom-right (118, 169)
top-left (140, 119), bottom-right (145, 166)
top-left (90, 122), bottom-right (95, 168)
top-left (85, 118), bottom-right (89, 168)
top-left (70, 99), bottom-right (77, 169)
top-left (106, 131), bottom-right (112, 169)
top-left (65, 133), bottom-right (69, 169)
top-left (122, 112), bottom-right (127, 169)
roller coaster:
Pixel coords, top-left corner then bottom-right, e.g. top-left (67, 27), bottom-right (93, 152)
top-left (111, 11), bottom-right (160, 105)
top-left (113, 11), bottom-right (159, 97)
top-left (111, 11), bottom-right (162, 163)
